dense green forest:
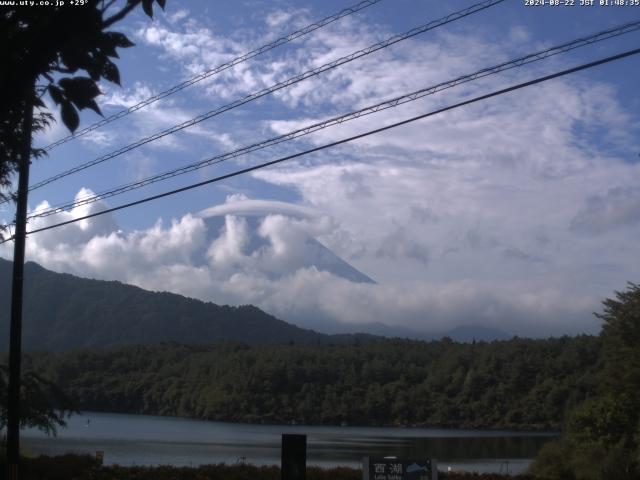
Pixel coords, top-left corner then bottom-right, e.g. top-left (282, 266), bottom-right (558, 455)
top-left (22, 335), bottom-right (600, 430)
top-left (2, 282), bottom-right (638, 479)
top-left (529, 283), bottom-right (640, 479)
top-left (0, 259), bottom-right (343, 351)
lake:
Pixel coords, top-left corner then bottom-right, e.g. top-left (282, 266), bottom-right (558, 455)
top-left (22, 412), bottom-right (557, 475)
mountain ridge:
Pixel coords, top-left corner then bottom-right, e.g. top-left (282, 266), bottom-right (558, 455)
top-left (0, 258), bottom-right (511, 352)
top-left (198, 214), bottom-right (376, 284)
top-left (0, 258), bottom-right (336, 351)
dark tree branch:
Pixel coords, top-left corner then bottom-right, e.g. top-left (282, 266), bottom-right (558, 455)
top-left (36, 80), bottom-right (53, 99)
top-left (52, 66), bottom-right (74, 74)
top-left (103, 1), bottom-right (140, 28)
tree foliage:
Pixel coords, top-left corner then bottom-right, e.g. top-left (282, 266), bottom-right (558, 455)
top-left (531, 283), bottom-right (640, 479)
top-left (596, 282), bottom-right (640, 405)
top-left (22, 335), bottom-right (600, 430)
top-left (0, 0), bottom-right (166, 202)
top-left (0, 0), bottom-right (166, 436)
top-left (0, 365), bottom-right (76, 436)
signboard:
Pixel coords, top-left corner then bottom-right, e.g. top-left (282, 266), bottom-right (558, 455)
top-left (363, 458), bottom-right (437, 480)
top-left (281, 434), bottom-right (306, 480)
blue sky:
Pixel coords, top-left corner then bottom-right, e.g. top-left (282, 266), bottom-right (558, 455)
top-left (2, 0), bottom-right (640, 336)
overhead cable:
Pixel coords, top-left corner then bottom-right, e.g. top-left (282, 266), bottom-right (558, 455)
top-left (41, 0), bottom-right (385, 151)
top-left (28, 19), bottom-right (640, 220)
top-left (26, 0), bottom-right (505, 193)
top-left (5, 46), bottom-right (636, 242)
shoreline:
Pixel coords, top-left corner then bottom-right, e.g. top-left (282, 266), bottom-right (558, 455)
top-left (8, 454), bottom-right (535, 480)
top-left (62, 409), bottom-right (563, 434)
top-left (21, 411), bottom-right (552, 475)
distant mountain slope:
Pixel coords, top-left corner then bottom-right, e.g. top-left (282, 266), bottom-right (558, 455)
top-left (198, 214), bottom-right (376, 284)
top-left (0, 259), bottom-right (332, 352)
top-left (0, 258), bottom-right (511, 352)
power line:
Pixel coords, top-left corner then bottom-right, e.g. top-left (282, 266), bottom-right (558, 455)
top-left (7, 46), bottom-right (637, 242)
top-left (41, 0), bottom-right (385, 151)
top-left (25, 0), bottom-right (505, 194)
top-left (27, 19), bottom-right (640, 220)
top-left (30, 0), bottom-right (504, 191)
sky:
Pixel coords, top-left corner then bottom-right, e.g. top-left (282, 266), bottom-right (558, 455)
top-left (2, 0), bottom-right (640, 337)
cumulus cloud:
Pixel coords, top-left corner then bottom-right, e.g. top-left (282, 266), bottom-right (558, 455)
top-left (238, 271), bottom-right (598, 337)
top-left (138, 23), bottom-right (240, 67)
top-left (570, 186), bottom-right (640, 235)
top-left (32, 100), bottom-right (72, 148)
top-left (6, 8), bottom-right (638, 340)
top-left (167, 9), bottom-right (189, 24)
top-left (0, 191), bottom-right (614, 337)
top-left (28, 188), bottom-right (118, 247)
top-left (375, 226), bottom-right (430, 266)
top-left (265, 10), bottom-right (293, 28)
top-left (89, 81), bottom-right (244, 154)
top-left (134, 18), bottom-right (266, 101)
top-left (207, 215), bottom-right (250, 274)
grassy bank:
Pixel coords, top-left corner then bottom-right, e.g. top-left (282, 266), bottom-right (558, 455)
top-left (7, 454), bottom-right (534, 480)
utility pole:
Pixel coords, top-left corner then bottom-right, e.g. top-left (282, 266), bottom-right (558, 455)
top-left (6, 82), bottom-right (35, 480)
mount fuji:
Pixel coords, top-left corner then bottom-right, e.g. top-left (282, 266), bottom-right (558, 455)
top-left (194, 199), bottom-right (375, 285)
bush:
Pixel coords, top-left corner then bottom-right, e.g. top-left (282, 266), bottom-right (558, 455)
top-left (529, 439), bottom-right (575, 480)
top-left (0, 454), bottom-right (536, 480)
top-left (0, 453), bottom-right (101, 480)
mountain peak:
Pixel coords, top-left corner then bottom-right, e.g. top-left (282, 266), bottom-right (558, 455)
top-left (198, 208), bottom-right (375, 284)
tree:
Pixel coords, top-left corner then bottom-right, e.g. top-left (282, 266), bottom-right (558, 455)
top-left (1, 0), bottom-right (166, 202)
top-left (595, 282), bottom-right (640, 406)
top-left (1, 2), bottom-right (166, 477)
top-left (531, 283), bottom-right (640, 480)
top-left (0, 365), bottom-right (76, 436)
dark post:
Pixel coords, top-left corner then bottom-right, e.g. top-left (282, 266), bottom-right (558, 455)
top-left (6, 83), bottom-right (35, 480)
top-left (281, 434), bottom-right (306, 480)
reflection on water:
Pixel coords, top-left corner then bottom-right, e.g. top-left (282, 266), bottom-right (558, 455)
top-left (22, 411), bottom-right (557, 474)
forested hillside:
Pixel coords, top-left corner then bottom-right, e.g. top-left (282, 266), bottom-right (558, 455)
top-left (0, 259), bottom-right (332, 350)
top-left (0, 259), bottom-right (501, 348)
top-left (24, 336), bottom-right (600, 430)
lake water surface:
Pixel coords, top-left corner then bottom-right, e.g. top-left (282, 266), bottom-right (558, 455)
top-left (22, 412), bottom-right (556, 475)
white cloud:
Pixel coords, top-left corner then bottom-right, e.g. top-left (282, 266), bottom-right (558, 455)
top-left (32, 100), bottom-right (72, 148)
top-left (0, 191), bottom-right (617, 337)
top-left (249, 36), bottom-right (640, 302)
top-left (508, 25), bottom-right (531, 44)
top-left (96, 82), bottom-right (242, 152)
top-left (167, 9), bottom-right (189, 24)
top-left (207, 215), bottom-right (250, 273)
top-left (138, 24), bottom-right (240, 64)
top-left (198, 195), bottom-right (318, 220)
top-left (265, 10), bottom-right (293, 28)
top-left (134, 20), bottom-right (257, 101)
top-left (79, 129), bottom-right (117, 149)
top-left (6, 9), bottom-right (638, 340)
top-left (101, 82), bottom-right (156, 109)
top-left (570, 186), bottom-right (640, 235)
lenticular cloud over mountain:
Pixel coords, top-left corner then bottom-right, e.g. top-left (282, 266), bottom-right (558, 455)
top-left (197, 197), bottom-right (376, 285)
top-left (0, 193), bottom-right (602, 337)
